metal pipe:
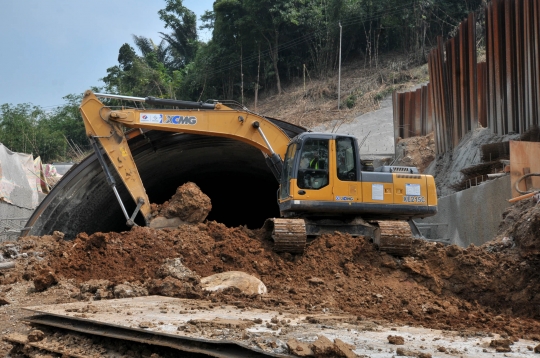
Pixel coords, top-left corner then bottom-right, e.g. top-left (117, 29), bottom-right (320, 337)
top-left (94, 93), bottom-right (146, 102)
top-left (89, 137), bottom-right (131, 223)
top-left (94, 93), bottom-right (216, 110)
top-left (253, 122), bottom-right (276, 155)
top-left (112, 186), bottom-right (130, 221)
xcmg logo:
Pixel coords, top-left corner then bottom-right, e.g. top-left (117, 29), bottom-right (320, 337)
top-left (165, 115), bottom-right (197, 125)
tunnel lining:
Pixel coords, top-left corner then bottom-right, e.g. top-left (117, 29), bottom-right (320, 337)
top-left (25, 122), bottom-right (305, 239)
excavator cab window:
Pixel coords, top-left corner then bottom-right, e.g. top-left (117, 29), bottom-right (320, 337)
top-left (279, 142), bottom-right (298, 200)
top-left (336, 136), bottom-right (357, 181)
top-left (297, 138), bottom-right (329, 190)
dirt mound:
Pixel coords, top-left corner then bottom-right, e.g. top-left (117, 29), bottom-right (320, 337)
top-left (497, 198), bottom-right (540, 254)
top-left (7, 219), bottom-right (539, 338)
top-left (394, 132), bottom-right (435, 173)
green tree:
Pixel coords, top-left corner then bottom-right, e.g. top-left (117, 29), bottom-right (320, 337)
top-left (158, 0), bottom-right (199, 68)
top-left (0, 103), bottom-right (66, 162)
top-left (47, 93), bottom-right (88, 152)
top-left (243, 0), bottom-right (303, 95)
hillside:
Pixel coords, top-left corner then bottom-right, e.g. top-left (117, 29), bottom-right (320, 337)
top-left (250, 54), bottom-right (429, 131)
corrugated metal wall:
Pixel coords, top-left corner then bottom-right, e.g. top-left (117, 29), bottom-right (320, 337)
top-left (393, 0), bottom-right (540, 155)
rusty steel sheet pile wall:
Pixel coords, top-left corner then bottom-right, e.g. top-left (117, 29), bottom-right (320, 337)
top-left (392, 84), bottom-right (433, 141)
top-left (393, 0), bottom-right (540, 155)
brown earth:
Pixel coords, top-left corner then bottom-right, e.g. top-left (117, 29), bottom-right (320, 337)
top-left (1, 211), bottom-right (537, 342)
top-left (394, 132), bottom-right (436, 174)
top-left (151, 182), bottom-right (212, 223)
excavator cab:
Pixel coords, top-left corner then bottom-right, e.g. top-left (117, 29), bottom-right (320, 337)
top-left (279, 133), bottom-right (360, 204)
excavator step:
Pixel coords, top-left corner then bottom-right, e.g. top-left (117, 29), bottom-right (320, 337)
top-left (372, 220), bottom-right (413, 256)
top-left (265, 218), bottom-right (307, 254)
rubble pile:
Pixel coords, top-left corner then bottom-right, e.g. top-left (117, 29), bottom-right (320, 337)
top-left (0, 213), bottom-right (537, 338)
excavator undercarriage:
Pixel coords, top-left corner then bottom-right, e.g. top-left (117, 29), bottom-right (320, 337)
top-left (264, 217), bottom-right (423, 256)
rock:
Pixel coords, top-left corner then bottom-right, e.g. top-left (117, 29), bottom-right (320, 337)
top-left (139, 321), bottom-right (155, 328)
top-left (307, 277), bottom-right (325, 285)
top-left (310, 335), bottom-right (334, 356)
top-left (0, 261), bottom-right (15, 270)
top-left (388, 335), bottom-right (405, 345)
top-left (445, 245), bottom-right (462, 257)
top-left (287, 338), bottom-right (314, 357)
top-left (201, 271), bottom-right (267, 295)
top-left (155, 182), bottom-right (212, 223)
top-left (80, 279), bottom-right (111, 294)
top-left (95, 288), bottom-right (112, 300)
top-left (490, 339), bottom-right (512, 348)
top-left (157, 258), bottom-right (200, 282)
top-left (113, 283), bottom-right (148, 298)
top-left (52, 231), bottom-right (65, 240)
top-left (27, 330), bottom-right (45, 342)
top-left (148, 216), bottom-right (184, 229)
top-left (396, 347), bottom-right (431, 357)
top-left (33, 268), bottom-right (58, 292)
top-left (534, 344), bottom-right (540, 353)
top-left (0, 294), bottom-right (10, 305)
top-left (334, 338), bottom-right (358, 358)
top-left (147, 276), bottom-right (202, 298)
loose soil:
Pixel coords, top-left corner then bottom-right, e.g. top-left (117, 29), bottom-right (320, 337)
top-left (394, 132), bottom-right (436, 174)
top-left (2, 205), bottom-right (539, 336)
top-left (2, 188), bottom-right (540, 356)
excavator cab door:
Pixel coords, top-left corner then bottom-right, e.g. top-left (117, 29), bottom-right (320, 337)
top-left (279, 142), bottom-right (298, 200)
top-left (279, 136), bottom-right (332, 201)
top-left (296, 138), bottom-right (330, 191)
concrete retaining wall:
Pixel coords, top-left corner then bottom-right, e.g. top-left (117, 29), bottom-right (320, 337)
top-left (416, 175), bottom-right (511, 247)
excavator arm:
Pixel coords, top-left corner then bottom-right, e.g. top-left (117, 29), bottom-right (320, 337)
top-left (79, 90), bottom-right (291, 226)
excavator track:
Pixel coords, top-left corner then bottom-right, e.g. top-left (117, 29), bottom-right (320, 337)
top-left (265, 218), bottom-right (307, 254)
top-left (372, 220), bottom-right (414, 256)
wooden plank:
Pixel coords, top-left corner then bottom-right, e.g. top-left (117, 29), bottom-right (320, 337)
top-left (509, 141), bottom-right (540, 197)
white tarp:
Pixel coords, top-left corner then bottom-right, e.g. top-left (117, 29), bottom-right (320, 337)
top-left (0, 144), bottom-right (39, 209)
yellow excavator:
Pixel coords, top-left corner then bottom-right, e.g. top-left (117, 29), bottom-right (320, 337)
top-left (80, 91), bottom-right (437, 255)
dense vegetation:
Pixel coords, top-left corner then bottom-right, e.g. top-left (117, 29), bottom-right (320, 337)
top-left (0, 0), bottom-right (483, 162)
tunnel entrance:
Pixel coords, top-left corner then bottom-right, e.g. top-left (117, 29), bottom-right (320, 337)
top-left (137, 135), bottom-right (280, 229)
top-left (25, 131), bottom-right (297, 240)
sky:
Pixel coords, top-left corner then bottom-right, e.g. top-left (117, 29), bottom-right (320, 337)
top-left (0, 0), bottom-right (214, 108)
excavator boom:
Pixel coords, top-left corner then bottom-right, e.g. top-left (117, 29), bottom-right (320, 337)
top-left (79, 91), bottom-right (290, 225)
